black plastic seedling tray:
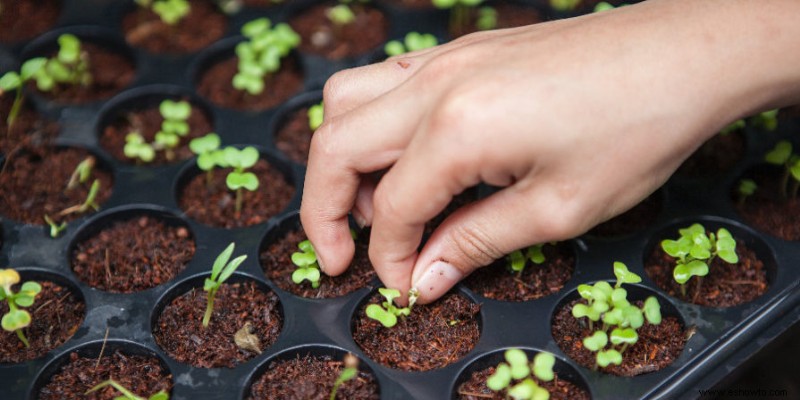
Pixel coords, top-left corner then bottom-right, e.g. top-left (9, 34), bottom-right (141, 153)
top-left (1, 1), bottom-right (799, 399)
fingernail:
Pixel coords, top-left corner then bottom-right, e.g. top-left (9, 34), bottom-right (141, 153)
top-left (411, 261), bottom-right (463, 301)
top-left (352, 209), bottom-right (367, 228)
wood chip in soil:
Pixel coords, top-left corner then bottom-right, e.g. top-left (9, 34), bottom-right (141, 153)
top-left (179, 159), bottom-right (295, 228)
top-left (735, 165), bottom-right (800, 241)
top-left (0, 280), bottom-right (84, 363)
top-left (70, 215), bottom-right (195, 293)
top-left (552, 299), bottom-right (686, 376)
top-left (464, 242), bottom-right (574, 302)
top-left (274, 106), bottom-right (313, 165)
top-left (290, 2), bottom-right (388, 59)
top-left (37, 350), bottom-right (172, 400)
top-left (154, 281), bottom-right (282, 368)
top-left (353, 292), bottom-right (480, 371)
top-left (0, 0), bottom-right (60, 43)
top-left (197, 56), bottom-right (303, 111)
top-left (457, 367), bottom-right (590, 400)
top-left (645, 244), bottom-right (768, 307)
top-left (248, 354), bottom-right (380, 400)
top-left (261, 226), bottom-right (376, 298)
top-left (123, 0), bottom-right (226, 53)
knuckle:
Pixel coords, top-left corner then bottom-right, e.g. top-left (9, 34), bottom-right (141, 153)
top-left (308, 120), bottom-right (339, 160)
top-left (322, 70), bottom-right (350, 106)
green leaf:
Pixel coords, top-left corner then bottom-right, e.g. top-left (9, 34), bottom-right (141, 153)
top-left (384, 40), bottom-right (405, 57)
top-left (226, 171), bottom-right (259, 191)
top-left (571, 303), bottom-right (591, 319)
top-left (486, 362), bottom-right (511, 391)
top-left (508, 379), bottom-right (544, 400)
top-left (2, 309), bottom-right (31, 331)
top-left (596, 349), bottom-right (622, 368)
top-left (504, 348), bottom-right (529, 380)
top-left (365, 304), bottom-right (397, 328)
top-left (476, 6), bottom-right (498, 31)
top-left (20, 281), bottom-right (41, 295)
top-left (643, 296), bottom-right (662, 325)
top-left (378, 287), bottom-right (401, 305)
top-left (532, 352), bottom-right (555, 382)
top-left (203, 277), bottom-right (218, 292)
top-left (292, 267), bottom-right (320, 286)
top-left (610, 327), bottom-right (638, 345)
top-left (211, 242), bottom-right (235, 281)
top-left (0, 71), bottom-right (21, 90)
top-left (218, 255), bottom-right (247, 284)
top-left (582, 330), bottom-right (608, 351)
top-left (57, 34), bottom-right (81, 64)
top-left (155, 131), bottom-right (179, 148)
top-left (507, 250), bottom-right (525, 272)
top-left (242, 18), bottom-right (271, 38)
top-left (622, 305), bottom-right (645, 330)
top-left (20, 58), bottom-right (47, 81)
top-left (613, 261), bottom-right (641, 285)
top-left (160, 99), bottom-right (191, 120)
top-left (592, 281), bottom-right (613, 301)
top-left (239, 147), bottom-right (260, 169)
top-left (594, 2), bottom-right (615, 12)
top-left (291, 251), bottom-right (317, 267)
top-left (298, 240), bottom-right (314, 253)
top-left (765, 140), bottom-right (793, 165)
top-left (577, 284), bottom-right (593, 300)
top-left (326, 4), bottom-right (355, 25)
top-left (611, 287), bottom-right (627, 305)
top-left (432, 0), bottom-right (456, 8)
top-left (661, 239), bottom-right (684, 258)
top-left (602, 307), bottom-right (623, 326)
top-left (149, 391), bottom-right (170, 400)
top-left (674, 259), bottom-right (709, 285)
top-left (190, 133), bottom-right (221, 155)
top-left (307, 102), bottom-right (324, 131)
top-left (590, 299), bottom-right (609, 315)
top-left (526, 244), bottom-right (546, 264)
top-left (197, 152), bottom-right (217, 171)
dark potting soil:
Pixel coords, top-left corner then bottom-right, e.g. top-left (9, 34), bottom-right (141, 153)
top-left (37, 350), bottom-right (173, 400)
top-left (290, 2), bottom-right (389, 59)
top-left (28, 43), bottom-right (135, 104)
top-left (0, 146), bottom-right (113, 225)
top-left (587, 191), bottom-right (661, 238)
top-left (0, 0), bottom-right (61, 44)
top-left (464, 242), bottom-right (574, 302)
top-left (457, 367), bottom-right (590, 400)
top-left (552, 299), bottom-right (686, 376)
top-left (451, 2), bottom-right (543, 38)
top-left (70, 215), bottom-right (195, 293)
top-left (153, 281), bottom-right (282, 368)
top-left (274, 106), bottom-right (313, 165)
top-left (382, 0), bottom-right (436, 10)
top-left (0, 281), bottom-right (84, 363)
top-left (353, 292), bottom-right (481, 371)
top-left (676, 131), bottom-right (745, 178)
top-left (645, 244), bottom-right (768, 307)
top-left (99, 100), bottom-right (213, 165)
top-left (179, 159), bottom-right (295, 228)
top-left (0, 96), bottom-right (60, 155)
top-left (734, 166), bottom-right (800, 241)
top-left (241, 0), bottom-right (282, 7)
top-left (122, 0), bottom-right (227, 53)
top-left (196, 56), bottom-right (304, 111)
top-left (261, 226), bottom-right (376, 298)
top-left (248, 354), bottom-right (380, 400)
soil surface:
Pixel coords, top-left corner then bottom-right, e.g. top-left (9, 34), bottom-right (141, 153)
top-left (261, 226), bottom-right (376, 298)
top-left (645, 243), bottom-right (768, 307)
top-left (290, 2), bottom-right (389, 59)
top-left (0, 280), bottom-right (84, 363)
top-left (451, 2), bottom-right (542, 38)
top-left (0, 146), bottom-right (113, 225)
top-left (587, 191), bottom-right (662, 238)
top-left (0, 97), bottom-right (60, 154)
top-left (122, 0), bottom-right (226, 53)
top-left (676, 131), bottom-right (745, 178)
top-left (248, 354), bottom-right (380, 400)
top-left (382, 0), bottom-right (435, 9)
top-left (353, 292), bottom-right (480, 371)
top-left (0, 0), bottom-right (61, 44)
top-left (242, 0), bottom-right (283, 6)
top-left (464, 242), bottom-right (574, 301)
top-left (71, 215), bottom-right (195, 293)
top-left (179, 159), bottom-right (295, 228)
top-left (28, 43), bottom-right (135, 103)
top-left (274, 106), bottom-right (313, 165)
top-left (154, 281), bottom-right (282, 368)
top-left (457, 367), bottom-right (590, 400)
top-left (735, 166), bottom-right (800, 241)
top-left (197, 56), bottom-right (304, 111)
top-left (37, 350), bottom-right (172, 400)
top-left (99, 99), bottom-right (212, 165)
top-left (552, 299), bottom-right (686, 376)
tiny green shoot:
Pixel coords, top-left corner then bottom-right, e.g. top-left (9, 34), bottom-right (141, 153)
top-left (475, 6), bottom-right (497, 31)
top-left (135, 0), bottom-right (190, 25)
top-left (486, 349), bottom-right (555, 400)
top-left (365, 287), bottom-right (418, 328)
top-left (506, 243), bottom-right (547, 276)
top-left (124, 132), bottom-right (156, 163)
top-left (222, 146), bottom-right (260, 217)
top-left (233, 18), bottom-right (300, 95)
top-left (384, 32), bottom-right (439, 57)
top-left (593, 2), bottom-right (628, 12)
top-left (0, 268), bottom-right (42, 348)
top-left (327, 4), bottom-right (356, 26)
top-left (45, 33), bottom-right (92, 89)
top-left (189, 132), bottom-right (222, 187)
top-left (750, 109), bottom-right (779, 131)
top-left (203, 242), bottom-right (247, 327)
top-left (764, 140), bottom-right (800, 199)
top-left (0, 57), bottom-right (47, 127)
top-left (737, 179), bottom-right (757, 207)
top-left (329, 353), bottom-right (359, 400)
top-left (154, 99), bottom-right (192, 160)
top-left (43, 215), bottom-right (67, 238)
top-left (291, 240), bottom-right (321, 288)
top-left (720, 119), bottom-right (745, 135)
top-left (66, 156), bottom-right (95, 191)
top-left (549, 0), bottom-right (581, 12)
top-left (308, 102), bottom-right (324, 131)
top-left (59, 179), bottom-right (101, 216)
top-left (86, 378), bottom-right (169, 400)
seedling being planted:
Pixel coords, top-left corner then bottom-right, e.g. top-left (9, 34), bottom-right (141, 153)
top-left (660, 223), bottom-right (739, 298)
top-left (506, 243), bottom-right (547, 276)
top-left (86, 378), bottom-right (169, 400)
top-left (329, 353), bottom-right (359, 400)
top-left (222, 146), bottom-right (260, 218)
top-left (365, 287), bottom-right (419, 328)
top-left (135, 0), bottom-right (190, 25)
top-left (291, 240), bottom-right (321, 288)
top-left (486, 348), bottom-right (556, 400)
top-left (308, 102), bottom-right (324, 131)
top-left (0, 57), bottom-right (46, 127)
top-left (233, 18), bottom-right (300, 95)
top-left (189, 132), bottom-right (222, 187)
top-left (764, 140), bottom-right (800, 199)
top-left (203, 242), bottom-right (248, 327)
top-left (0, 268), bottom-right (42, 348)
top-left (571, 262), bottom-right (662, 370)
top-left (384, 32), bottom-right (439, 57)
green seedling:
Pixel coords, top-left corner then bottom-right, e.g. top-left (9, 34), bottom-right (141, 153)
top-left (384, 32), bottom-right (439, 57)
top-left (189, 132), bottom-right (222, 187)
top-left (124, 132), bottom-right (156, 163)
top-left (59, 179), bottom-right (101, 216)
top-left (154, 99), bottom-right (192, 160)
top-left (720, 119), bottom-right (746, 135)
top-left (0, 268), bottom-right (42, 348)
top-left (233, 18), bottom-right (300, 95)
top-left (593, 2), bottom-right (628, 12)
top-left (327, 4), bottom-right (356, 26)
top-left (135, 0), bottom-right (190, 25)
top-left (486, 349), bottom-right (556, 400)
top-left (44, 33), bottom-right (92, 90)
top-left (737, 179), bottom-right (757, 207)
top-left (475, 7), bottom-right (497, 30)
top-left (549, 0), bottom-right (581, 12)
top-left (571, 262), bottom-right (662, 370)
top-left (203, 242), bottom-right (247, 327)
top-left (660, 223), bottom-right (739, 298)
top-left (329, 353), bottom-right (359, 400)
top-left (308, 102), bottom-right (324, 131)
top-left (86, 378), bottom-right (169, 400)
top-left (66, 156), bottom-right (95, 190)
top-left (432, 0), bottom-right (484, 36)
top-left (365, 287), bottom-right (419, 328)
top-left (222, 146), bottom-right (260, 217)
top-left (506, 243), bottom-right (547, 276)
top-left (750, 109), bottom-right (779, 131)
top-left (764, 140), bottom-right (800, 199)
top-left (43, 215), bottom-right (67, 238)
top-left (291, 240), bottom-right (321, 288)
top-left (0, 58), bottom-right (47, 127)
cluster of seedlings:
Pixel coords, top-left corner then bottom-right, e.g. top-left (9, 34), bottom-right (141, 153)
top-left (87, 379), bottom-right (170, 400)
top-left (233, 18), bottom-right (300, 95)
top-left (0, 269), bottom-right (41, 348)
top-left (124, 99), bottom-right (193, 162)
top-left (384, 32), bottom-right (439, 56)
top-left (486, 348), bottom-right (557, 400)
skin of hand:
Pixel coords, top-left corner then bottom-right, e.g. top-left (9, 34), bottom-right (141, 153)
top-left (300, 0), bottom-right (800, 304)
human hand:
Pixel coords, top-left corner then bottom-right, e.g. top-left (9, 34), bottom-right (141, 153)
top-left (300, 0), bottom-right (800, 304)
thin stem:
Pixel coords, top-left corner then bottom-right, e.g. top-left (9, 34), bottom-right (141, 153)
top-left (16, 329), bottom-right (29, 348)
top-left (202, 289), bottom-right (216, 328)
top-left (7, 88), bottom-right (24, 128)
top-left (235, 187), bottom-right (243, 219)
top-left (205, 170), bottom-right (214, 190)
top-left (791, 179), bottom-right (799, 199)
top-left (780, 167), bottom-right (790, 199)
top-left (680, 283), bottom-right (687, 298)
top-left (692, 276), bottom-right (704, 304)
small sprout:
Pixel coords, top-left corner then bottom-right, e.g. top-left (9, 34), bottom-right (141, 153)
top-left (506, 243), bottom-right (548, 276)
top-left (330, 353), bottom-right (359, 400)
top-left (582, 330), bottom-right (608, 351)
top-left (189, 133), bottom-right (222, 187)
top-left (86, 378), bottom-right (169, 400)
top-left (308, 102), bottom-right (324, 131)
top-left (40, 34), bottom-right (92, 89)
top-left (737, 179), bottom-right (757, 207)
top-left (750, 109), bottom-right (779, 131)
top-left (365, 287), bottom-right (414, 328)
top-left (223, 146), bottom-right (260, 217)
top-left (475, 7), bottom-right (497, 31)
top-left (549, 0), bottom-right (581, 12)
top-left (0, 269), bottom-right (42, 348)
top-left (612, 261), bottom-right (641, 288)
top-left (432, 0), bottom-right (484, 36)
top-left (327, 4), bottom-right (356, 26)
top-left (234, 321), bottom-right (262, 354)
top-left (642, 296), bottom-right (662, 325)
top-left (595, 349), bottom-right (622, 368)
top-left (44, 215), bottom-right (67, 238)
top-left (291, 240), bottom-right (321, 288)
top-left (0, 57), bottom-right (47, 127)
top-left (720, 119), bottom-right (745, 135)
top-left (764, 140), bottom-right (800, 199)
top-left (660, 223), bottom-right (739, 297)
top-left (135, 0), bottom-right (190, 25)
top-left (124, 132), bottom-right (156, 163)
top-left (66, 156), bottom-right (95, 190)
top-left (233, 18), bottom-right (300, 95)
top-left (152, 99), bottom-right (192, 160)
top-left (59, 179), bottom-right (101, 217)
top-left (487, 349), bottom-right (556, 400)
top-left (203, 242), bottom-right (248, 327)
top-left (384, 32), bottom-right (439, 57)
